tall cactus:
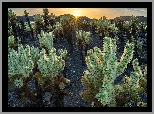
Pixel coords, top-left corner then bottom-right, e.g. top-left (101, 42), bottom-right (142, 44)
top-left (37, 30), bottom-right (54, 53)
top-left (81, 37), bottom-right (134, 107)
top-left (8, 44), bottom-right (34, 87)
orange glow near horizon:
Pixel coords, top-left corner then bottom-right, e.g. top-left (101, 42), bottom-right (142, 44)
top-left (9, 8), bottom-right (147, 20)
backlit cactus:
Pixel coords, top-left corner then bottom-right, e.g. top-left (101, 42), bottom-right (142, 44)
top-left (96, 17), bottom-right (118, 38)
top-left (53, 22), bottom-right (64, 37)
top-left (76, 30), bottom-right (92, 44)
top-left (37, 30), bottom-right (55, 50)
top-left (37, 48), bottom-right (65, 79)
top-left (90, 18), bottom-right (97, 31)
top-left (8, 44), bottom-right (34, 78)
top-left (81, 37), bottom-right (134, 107)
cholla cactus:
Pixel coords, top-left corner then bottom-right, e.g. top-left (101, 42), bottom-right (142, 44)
top-left (33, 14), bottom-right (44, 34)
top-left (79, 19), bottom-right (89, 31)
top-left (81, 37), bottom-right (134, 107)
top-left (24, 10), bottom-right (29, 17)
top-left (115, 58), bottom-right (147, 106)
top-left (37, 48), bottom-right (65, 80)
top-left (8, 9), bottom-right (17, 22)
top-left (60, 14), bottom-right (75, 35)
top-left (8, 44), bottom-right (34, 88)
top-left (123, 15), bottom-right (139, 36)
top-left (37, 30), bottom-right (55, 50)
top-left (8, 35), bottom-right (14, 48)
top-left (24, 22), bottom-right (31, 32)
top-left (76, 30), bottom-right (92, 44)
top-left (8, 44), bottom-right (34, 78)
top-left (47, 24), bottom-right (54, 32)
top-left (43, 8), bottom-right (49, 15)
top-left (60, 14), bottom-right (75, 27)
top-left (8, 28), bottom-right (13, 36)
top-left (48, 13), bottom-right (56, 26)
top-left (49, 13), bottom-right (56, 20)
top-left (30, 21), bottom-right (35, 30)
top-left (90, 18), bottom-right (97, 30)
top-left (33, 14), bottom-right (44, 23)
top-left (96, 17), bottom-right (118, 38)
top-left (30, 46), bottom-right (40, 62)
top-left (53, 22), bottom-right (64, 37)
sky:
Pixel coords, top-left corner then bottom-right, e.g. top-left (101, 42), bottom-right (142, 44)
top-left (9, 8), bottom-right (147, 19)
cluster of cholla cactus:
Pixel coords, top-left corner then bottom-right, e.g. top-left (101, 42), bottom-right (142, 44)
top-left (35, 48), bottom-right (67, 85)
top-left (8, 27), bottom-right (70, 106)
top-left (60, 14), bottom-right (75, 52)
top-left (8, 44), bottom-right (34, 88)
top-left (42, 8), bottom-right (56, 32)
top-left (60, 14), bottom-right (75, 38)
top-left (123, 15), bottom-right (139, 38)
top-left (76, 30), bottom-right (92, 63)
top-left (80, 37), bottom-right (147, 107)
top-left (89, 18), bottom-right (98, 32)
top-left (77, 19), bottom-right (89, 31)
top-left (95, 16), bottom-right (118, 41)
top-left (115, 15), bottom-right (147, 59)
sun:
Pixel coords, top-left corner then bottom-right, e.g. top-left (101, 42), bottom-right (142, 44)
top-left (73, 10), bottom-right (80, 17)
top-left (74, 13), bottom-right (80, 17)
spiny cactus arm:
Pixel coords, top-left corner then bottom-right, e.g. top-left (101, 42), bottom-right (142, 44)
top-left (83, 31), bottom-right (91, 44)
top-left (30, 46), bottom-right (40, 62)
top-left (76, 30), bottom-right (83, 41)
top-left (43, 8), bottom-right (49, 15)
top-left (116, 42), bottom-right (134, 77)
top-left (58, 49), bottom-right (67, 59)
top-left (81, 70), bottom-right (100, 92)
top-left (24, 22), bottom-right (31, 32)
top-left (86, 49), bottom-right (104, 78)
top-left (132, 58), bottom-right (143, 77)
top-left (103, 37), bottom-right (112, 60)
top-left (132, 59), bottom-right (147, 92)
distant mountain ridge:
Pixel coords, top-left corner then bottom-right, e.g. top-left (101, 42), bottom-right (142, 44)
top-left (17, 15), bottom-right (147, 22)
